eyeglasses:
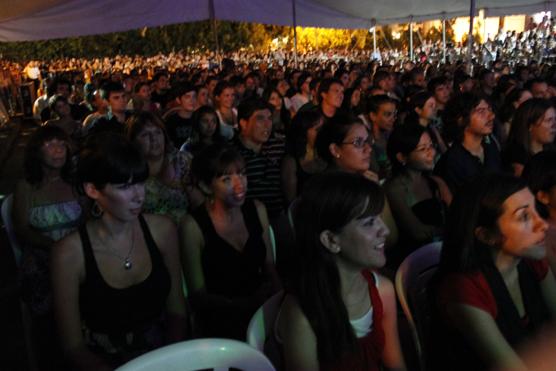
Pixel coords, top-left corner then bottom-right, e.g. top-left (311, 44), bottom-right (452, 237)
top-left (341, 136), bottom-right (374, 149)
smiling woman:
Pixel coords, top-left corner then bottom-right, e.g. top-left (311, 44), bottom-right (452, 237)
top-left (51, 133), bottom-right (187, 370)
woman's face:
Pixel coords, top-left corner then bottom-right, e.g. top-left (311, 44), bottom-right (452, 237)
top-left (210, 163), bottom-right (248, 208)
top-left (40, 138), bottom-right (67, 169)
top-left (135, 123), bottom-right (165, 159)
top-left (350, 89), bottom-right (361, 108)
top-left (54, 100), bottom-right (71, 118)
top-left (217, 87), bottom-right (235, 109)
top-left (417, 97), bottom-right (437, 121)
top-left (467, 99), bottom-right (495, 136)
top-left (95, 181), bottom-right (145, 222)
top-left (406, 132), bottom-right (436, 171)
top-left (137, 85), bottom-right (151, 100)
top-left (199, 112), bottom-right (218, 139)
top-left (495, 188), bottom-right (548, 260)
top-left (335, 208), bottom-right (389, 269)
top-left (530, 107), bottom-right (556, 146)
top-left (332, 124), bottom-right (372, 173)
top-left (197, 87), bottom-right (209, 106)
top-left (268, 91), bottom-right (282, 111)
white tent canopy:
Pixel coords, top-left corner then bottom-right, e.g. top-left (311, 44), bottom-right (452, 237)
top-left (0, 0), bottom-right (555, 42)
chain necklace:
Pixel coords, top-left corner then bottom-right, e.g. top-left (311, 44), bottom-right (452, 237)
top-left (103, 223), bottom-right (136, 270)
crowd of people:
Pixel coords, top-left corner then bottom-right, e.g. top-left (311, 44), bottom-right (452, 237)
top-left (6, 18), bottom-right (556, 370)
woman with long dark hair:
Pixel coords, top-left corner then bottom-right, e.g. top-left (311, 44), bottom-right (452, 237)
top-left (429, 173), bottom-right (556, 371)
top-left (277, 172), bottom-right (405, 371)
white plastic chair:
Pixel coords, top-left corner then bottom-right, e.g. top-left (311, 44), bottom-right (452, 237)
top-left (1, 194), bottom-right (23, 266)
top-left (395, 241), bottom-right (442, 371)
top-left (246, 290), bottom-right (284, 351)
top-left (268, 225), bottom-right (277, 263)
top-left (116, 338), bottom-right (276, 371)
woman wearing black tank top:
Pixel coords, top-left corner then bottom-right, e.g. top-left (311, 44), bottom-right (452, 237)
top-left (180, 145), bottom-right (281, 339)
top-left (51, 134), bottom-right (187, 370)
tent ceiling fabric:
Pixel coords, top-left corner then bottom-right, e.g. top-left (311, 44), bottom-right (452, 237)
top-left (0, 0), bottom-right (555, 42)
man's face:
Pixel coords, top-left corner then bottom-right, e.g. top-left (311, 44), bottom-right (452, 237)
top-left (370, 102), bottom-right (397, 132)
top-left (240, 109), bottom-right (272, 145)
top-left (56, 83), bottom-right (71, 99)
top-left (108, 91), bottom-right (127, 113)
top-left (155, 75), bottom-right (169, 91)
top-left (177, 91), bottom-right (197, 113)
top-left (532, 82), bottom-right (550, 99)
top-left (321, 82), bottom-right (344, 109)
top-left (434, 84), bottom-right (451, 106)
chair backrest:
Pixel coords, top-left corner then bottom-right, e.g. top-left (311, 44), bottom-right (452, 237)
top-left (116, 338), bottom-right (276, 371)
top-left (1, 194), bottom-right (22, 266)
top-left (268, 225), bottom-right (277, 264)
top-left (246, 290), bottom-right (284, 351)
top-left (395, 241), bottom-right (442, 371)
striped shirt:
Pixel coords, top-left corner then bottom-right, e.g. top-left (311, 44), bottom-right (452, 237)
top-left (234, 135), bottom-right (286, 218)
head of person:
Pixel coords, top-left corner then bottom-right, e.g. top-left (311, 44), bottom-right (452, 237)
top-left (499, 88), bottom-right (533, 123)
top-left (76, 133), bottom-right (148, 220)
top-left (152, 71), bottom-right (170, 92)
top-left (373, 70), bottom-right (394, 92)
top-left (133, 81), bottom-right (151, 101)
top-left (316, 114), bottom-right (372, 173)
top-left (387, 123), bottom-right (435, 175)
top-left (262, 87), bottom-right (283, 112)
top-left (440, 173), bottom-right (547, 273)
top-left (318, 78), bottom-right (344, 110)
top-left (100, 81), bottom-right (127, 114)
top-left (297, 72), bottom-right (312, 95)
top-left (442, 93), bottom-right (494, 144)
top-left (407, 90), bottom-right (437, 126)
top-left (409, 67), bottom-right (426, 88)
top-left (173, 83), bottom-right (197, 113)
top-left (428, 76), bottom-right (451, 107)
top-left (288, 110), bottom-right (323, 158)
top-left (24, 126), bottom-right (72, 186)
top-left (526, 78), bottom-right (550, 99)
top-left (508, 98), bottom-right (556, 153)
top-left (192, 144), bottom-right (246, 208)
top-left (213, 81), bottom-right (235, 110)
top-left (453, 73), bottom-right (474, 94)
top-left (523, 151), bottom-right (556, 219)
top-left (49, 94), bottom-right (72, 119)
top-left (367, 94), bottom-right (397, 132)
top-left (341, 88), bottom-right (361, 114)
top-left (195, 84), bottom-right (209, 107)
top-left (237, 98), bottom-right (273, 146)
top-left (48, 78), bottom-right (71, 99)
top-left (479, 69), bottom-right (496, 90)
top-left (291, 171), bottom-right (387, 364)
top-left (126, 111), bottom-right (170, 160)
top-left (190, 105), bottom-right (223, 147)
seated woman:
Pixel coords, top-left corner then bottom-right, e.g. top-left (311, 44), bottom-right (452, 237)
top-left (277, 172), bottom-right (406, 371)
top-left (262, 87), bottom-right (291, 138)
top-left (523, 150), bottom-right (556, 278)
top-left (281, 110), bottom-right (327, 205)
top-left (179, 145), bottom-right (280, 340)
top-left (502, 98), bottom-right (556, 177)
top-left (405, 90), bottom-right (447, 155)
top-left (126, 111), bottom-right (191, 223)
top-left (12, 126), bottom-right (83, 368)
top-left (384, 124), bottom-right (451, 262)
top-left (315, 114), bottom-right (398, 248)
top-left (428, 173), bottom-right (556, 371)
top-left (51, 134), bottom-right (187, 370)
top-left (497, 88), bottom-right (532, 145)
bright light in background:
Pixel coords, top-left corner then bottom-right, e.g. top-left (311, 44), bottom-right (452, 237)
top-left (392, 31), bottom-right (401, 40)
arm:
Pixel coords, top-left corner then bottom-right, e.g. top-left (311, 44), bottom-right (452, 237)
top-left (429, 175), bottom-right (453, 206)
top-left (178, 214), bottom-right (251, 311)
top-left (277, 295), bottom-right (319, 371)
top-left (383, 180), bottom-right (436, 243)
top-left (281, 155), bottom-right (298, 205)
top-left (445, 303), bottom-right (526, 371)
top-left (12, 180), bottom-right (54, 249)
top-left (376, 274), bottom-right (406, 371)
top-left (146, 214), bottom-right (188, 342)
top-left (51, 232), bottom-right (111, 371)
top-left (253, 200), bottom-right (282, 293)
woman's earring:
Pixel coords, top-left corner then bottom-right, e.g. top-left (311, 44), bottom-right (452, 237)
top-left (91, 202), bottom-right (103, 218)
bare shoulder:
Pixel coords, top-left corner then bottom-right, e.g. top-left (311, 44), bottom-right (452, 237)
top-left (278, 294), bottom-right (311, 331)
top-left (142, 213), bottom-right (176, 235)
top-left (253, 199), bottom-right (269, 222)
top-left (52, 229), bottom-right (85, 277)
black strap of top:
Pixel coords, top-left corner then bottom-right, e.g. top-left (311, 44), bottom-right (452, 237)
top-left (481, 259), bottom-right (550, 347)
top-left (137, 214), bottom-right (159, 257)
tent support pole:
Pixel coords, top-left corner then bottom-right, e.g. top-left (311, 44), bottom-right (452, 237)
top-left (409, 20), bottom-right (414, 62)
top-left (292, 0), bottom-right (299, 68)
top-left (373, 27), bottom-right (377, 56)
top-left (467, 0), bottom-right (476, 71)
top-left (209, 0), bottom-right (220, 63)
top-left (442, 18), bottom-right (446, 63)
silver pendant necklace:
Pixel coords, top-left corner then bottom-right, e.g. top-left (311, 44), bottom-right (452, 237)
top-left (104, 223), bottom-right (136, 270)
